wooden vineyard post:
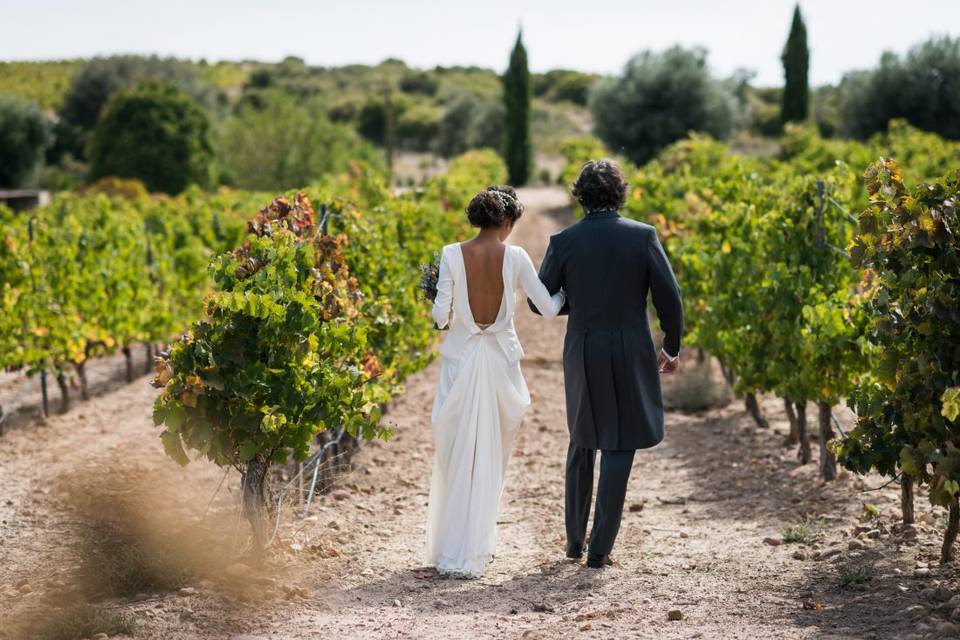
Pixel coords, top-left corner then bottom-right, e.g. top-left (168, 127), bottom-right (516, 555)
top-left (942, 497), bottom-right (960, 564)
top-left (796, 400), bottom-right (811, 464)
top-left (817, 401), bottom-right (836, 481)
top-left (745, 392), bottom-right (769, 429)
top-left (784, 398), bottom-right (799, 445)
top-left (39, 370), bottom-right (49, 419)
top-left (901, 475), bottom-right (915, 525)
top-left (56, 372), bottom-right (70, 414)
top-left (144, 343), bottom-right (154, 375)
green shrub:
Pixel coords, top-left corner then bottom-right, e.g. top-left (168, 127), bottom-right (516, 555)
top-left (591, 46), bottom-right (736, 164)
top-left (90, 81), bottom-right (213, 194)
top-left (0, 95), bottom-right (52, 188)
top-left (218, 92), bottom-right (383, 191)
top-left (838, 36), bottom-right (960, 139)
top-left (437, 90), bottom-right (503, 158)
top-left (61, 55), bottom-right (210, 132)
top-left (396, 102), bottom-right (442, 151)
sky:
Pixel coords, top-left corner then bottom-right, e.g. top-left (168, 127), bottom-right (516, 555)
top-left (2, 0), bottom-right (958, 86)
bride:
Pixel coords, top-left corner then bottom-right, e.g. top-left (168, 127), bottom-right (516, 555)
top-left (426, 186), bottom-right (565, 578)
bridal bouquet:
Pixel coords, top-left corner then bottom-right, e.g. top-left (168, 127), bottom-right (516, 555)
top-left (418, 252), bottom-right (440, 302)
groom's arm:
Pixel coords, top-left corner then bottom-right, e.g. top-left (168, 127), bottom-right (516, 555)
top-left (647, 228), bottom-right (683, 358)
top-left (528, 237), bottom-right (569, 316)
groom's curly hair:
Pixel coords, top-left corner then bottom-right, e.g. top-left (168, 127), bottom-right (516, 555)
top-left (571, 160), bottom-right (628, 212)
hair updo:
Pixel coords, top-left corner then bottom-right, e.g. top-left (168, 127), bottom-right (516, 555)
top-left (465, 185), bottom-right (524, 229)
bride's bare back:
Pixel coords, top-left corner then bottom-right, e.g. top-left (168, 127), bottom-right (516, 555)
top-left (460, 240), bottom-right (506, 325)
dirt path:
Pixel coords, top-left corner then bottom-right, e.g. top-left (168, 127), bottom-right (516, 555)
top-left (2, 187), bottom-right (957, 640)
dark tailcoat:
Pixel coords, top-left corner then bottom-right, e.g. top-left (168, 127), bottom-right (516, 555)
top-left (529, 210), bottom-right (683, 451)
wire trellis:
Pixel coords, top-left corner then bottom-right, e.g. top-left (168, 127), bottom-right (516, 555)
top-left (265, 428), bottom-right (356, 548)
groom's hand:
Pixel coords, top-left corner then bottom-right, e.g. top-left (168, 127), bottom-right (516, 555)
top-left (658, 350), bottom-right (680, 374)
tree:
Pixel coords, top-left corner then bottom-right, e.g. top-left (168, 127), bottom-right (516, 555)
top-left (90, 82), bottom-right (213, 194)
top-left (61, 55), bottom-right (209, 131)
top-left (503, 30), bottom-right (532, 185)
top-left (838, 36), bottom-right (960, 140)
top-left (0, 95), bottom-right (52, 188)
top-left (590, 47), bottom-right (736, 165)
top-left (781, 5), bottom-right (810, 124)
top-left (438, 91), bottom-right (504, 158)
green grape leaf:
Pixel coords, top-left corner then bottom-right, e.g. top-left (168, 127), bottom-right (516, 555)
top-left (942, 387), bottom-right (960, 422)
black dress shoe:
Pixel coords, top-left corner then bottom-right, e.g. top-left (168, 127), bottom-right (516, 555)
top-left (586, 553), bottom-right (613, 568)
top-left (566, 543), bottom-right (584, 559)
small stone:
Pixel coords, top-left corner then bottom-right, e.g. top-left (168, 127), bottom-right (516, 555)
top-left (393, 599), bottom-right (401, 607)
top-left (628, 502), bottom-right (645, 513)
top-left (331, 490), bottom-right (350, 501)
top-left (818, 548), bottom-right (842, 560)
top-left (91, 634), bottom-right (108, 640)
top-left (763, 537), bottom-right (783, 546)
top-left (792, 550), bottom-right (807, 560)
top-left (866, 529), bottom-right (881, 539)
top-left (667, 609), bottom-right (683, 621)
top-left (679, 532), bottom-right (689, 539)
top-left (180, 607), bottom-right (194, 621)
top-left (951, 607), bottom-right (960, 622)
top-left (853, 524), bottom-right (873, 536)
top-left (178, 587), bottom-right (197, 596)
top-left (915, 568), bottom-right (932, 578)
top-left (906, 604), bottom-right (928, 617)
top-left (848, 539), bottom-right (866, 551)
top-left (434, 598), bottom-right (449, 608)
top-left (936, 621), bottom-right (958, 637)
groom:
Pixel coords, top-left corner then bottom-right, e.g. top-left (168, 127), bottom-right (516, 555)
top-left (530, 159), bottom-right (683, 568)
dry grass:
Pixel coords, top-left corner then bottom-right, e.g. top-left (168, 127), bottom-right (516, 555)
top-left (58, 465), bottom-right (242, 599)
top-left (837, 562), bottom-right (875, 589)
top-left (662, 355), bottom-right (733, 413)
top-left (780, 519), bottom-right (823, 544)
top-left (15, 604), bottom-right (135, 640)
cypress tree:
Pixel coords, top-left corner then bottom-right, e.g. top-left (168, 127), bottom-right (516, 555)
top-left (503, 30), bottom-right (532, 185)
top-left (781, 5), bottom-right (810, 124)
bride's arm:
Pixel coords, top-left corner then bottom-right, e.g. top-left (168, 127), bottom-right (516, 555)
top-left (431, 247), bottom-right (454, 329)
top-left (517, 247), bottom-right (565, 317)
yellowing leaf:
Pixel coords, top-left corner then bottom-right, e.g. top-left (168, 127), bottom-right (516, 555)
top-left (942, 387), bottom-right (960, 422)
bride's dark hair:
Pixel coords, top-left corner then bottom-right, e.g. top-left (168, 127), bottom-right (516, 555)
top-left (466, 186), bottom-right (523, 229)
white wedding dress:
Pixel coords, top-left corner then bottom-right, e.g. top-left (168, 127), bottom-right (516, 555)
top-left (426, 242), bottom-right (565, 577)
